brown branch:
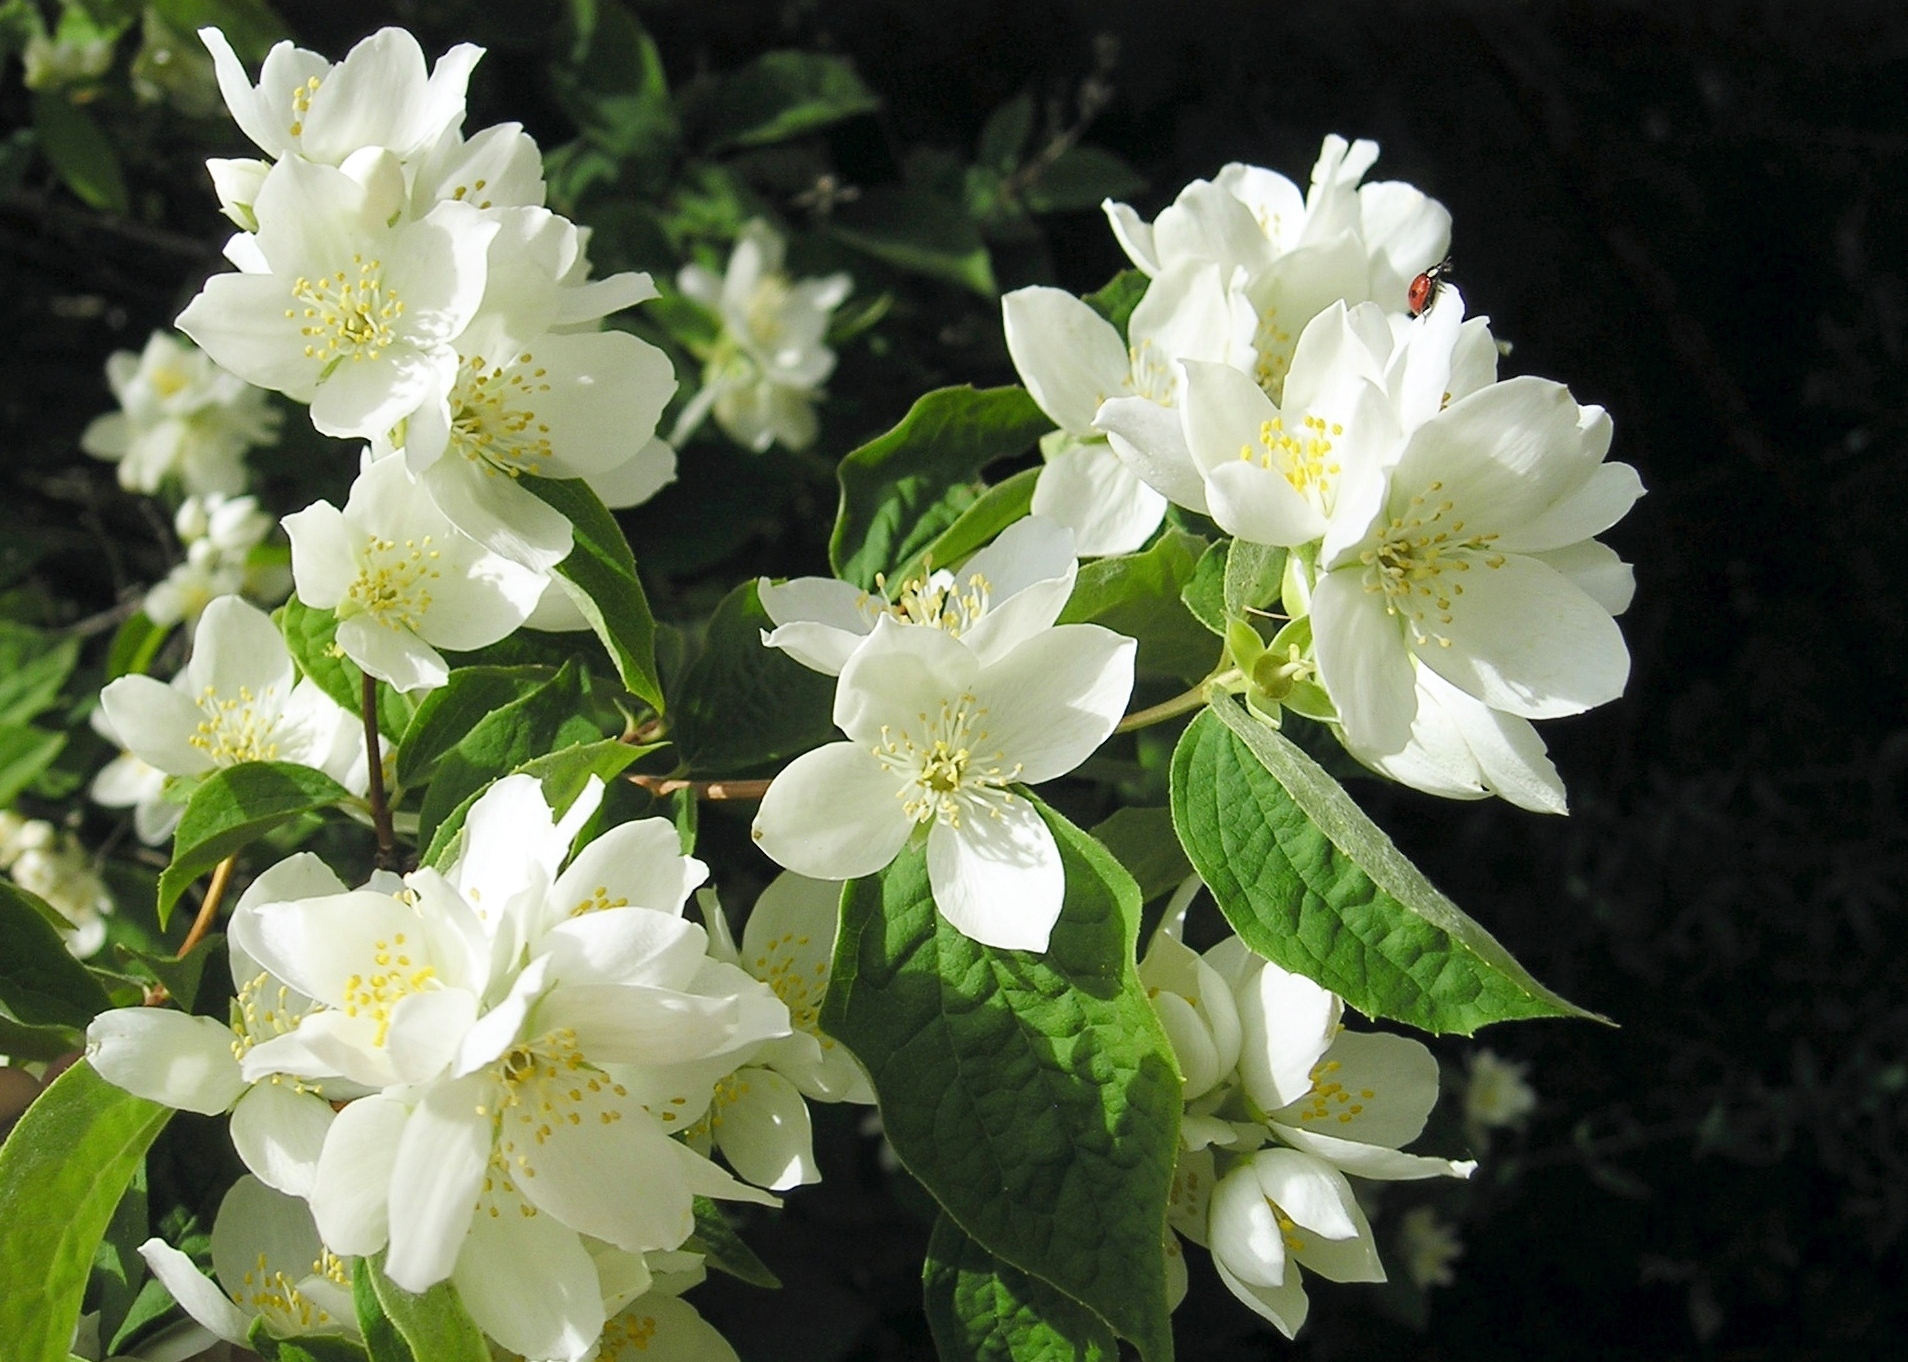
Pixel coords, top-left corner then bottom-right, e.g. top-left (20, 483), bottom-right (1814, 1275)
top-left (148, 854), bottom-right (237, 1003)
top-left (362, 673), bottom-right (397, 869)
top-left (627, 774), bottom-right (772, 801)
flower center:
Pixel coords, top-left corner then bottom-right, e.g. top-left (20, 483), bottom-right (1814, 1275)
top-left (1128, 337), bottom-right (1178, 405)
top-left (866, 567), bottom-right (992, 637)
top-left (487, 1028), bottom-right (630, 1184)
top-left (449, 352), bottom-right (556, 477)
top-left (1239, 413), bottom-right (1341, 503)
top-left (755, 930), bottom-right (825, 1036)
top-left (231, 971), bottom-right (317, 1062)
top-left (446, 176), bottom-right (494, 210)
top-left (1292, 1057), bottom-right (1376, 1127)
top-left (239, 1250), bottom-right (335, 1334)
top-left (601, 1308), bottom-right (661, 1357)
top-left (342, 534), bottom-right (443, 633)
top-left (1358, 482), bottom-right (1504, 646)
top-left (289, 255), bottom-right (404, 370)
top-left (872, 696), bottom-right (1022, 828)
top-left (189, 683), bottom-right (283, 764)
top-left (745, 274), bottom-right (794, 348)
top-left (1252, 304), bottom-right (1297, 398)
top-left (339, 933), bottom-right (437, 1047)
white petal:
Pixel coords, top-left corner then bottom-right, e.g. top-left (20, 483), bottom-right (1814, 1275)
top-left (1250, 1147), bottom-right (1358, 1241)
top-left (1209, 1164), bottom-right (1286, 1288)
top-left (1531, 538), bottom-right (1635, 616)
top-left (1001, 287), bottom-right (1130, 435)
top-left (539, 911), bottom-right (710, 991)
top-left (98, 676), bottom-right (215, 777)
top-left (833, 617), bottom-right (978, 745)
top-left (184, 595), bottom-right (295, 707)
top-left (1094, 395), bottom-right (1209, 513)
top-left (1274, 1028), bottom-right (1440, 1149)
top-left (716, 1068), bottom-right (819, 1190)
top-left (85, 1011), bottom-right (244, 1115)
top-left (385, 1074), bottom-right (493, 1291)
top-left (1421, 554), bottom-right (1630, 719)
top-left (589, 434), bottom-right (677, 510)
top-left (1231, 955), bottom-right (1340, 1114)
top-left (752, 744), bottom-right (912, 882)
top-left (281, 500), bottom-right (356, 611)
top-left (516, 1098), bottom-right (698, 1253)
top-left (310, 1089), bottom-right (407, 1255)
top-left (968, 625), bottom-right (1134, 784)
top-left (1029, 440), bottom-right (1168, 557)
top-left (1310, 568), bottom-right (1416, 756)
top-left (926, 801), bottom-right (1063, 952)
top-left (1102, 199), bottom-right (1159, 275)
top-left (453, 1178), bottom-right (604, 1362)
top-left (1494, 459), bottom-right (1644, 556)
top-left (1202, 461), bottom-right (1329, 547)
top-left (229, 1082), bottom-right (335, 1197)
top-left (1214, 1255), bottom-right (1310, 1340)
top-left (1272, 1124), bottom-right (1475, 1181)
top-left (335, 613), bottom-right (448, 693)
top-left (137, 1240), bottom-right (252, 1345)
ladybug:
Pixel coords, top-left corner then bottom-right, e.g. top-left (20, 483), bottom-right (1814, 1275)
top-left (1407, 258), bottom-right (1453, 318)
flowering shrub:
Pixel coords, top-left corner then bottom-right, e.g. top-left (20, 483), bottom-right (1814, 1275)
top-left (0, 9), bottom-right (1642, 1362)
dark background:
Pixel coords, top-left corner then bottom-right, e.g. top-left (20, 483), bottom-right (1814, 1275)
top-left (6, 2), bottom-right (1907, 1358)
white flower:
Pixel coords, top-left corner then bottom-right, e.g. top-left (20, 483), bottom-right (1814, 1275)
top-left (283, 454), bottom-right (545, 692)
top-left (1206, 1146), bottom-right (1383, 1338)
top-left (87, 707), bottom-right (180, 846)
top-left (98, 596), bottom-right (365, 790)
top-left (397, 307), bottom-right (677, 571)
top-left (757, 515), bottom-right (1079, 676)
top-left (142, 1197), bottom-right (341, 1348)
top-left (227, 777), bottom-right (789, 1359)
top-left (87, 853), bottom-right (356, 1197)
top-left (589, 1286), bottom-right (740, 1362)
top-left (199, 25), bottom-right (481, 166)
top-left (1, 818), bottom-right (113, 958)
top-left (1136, 882), bottom-right (1241, 1105)
top-left (1309, 372), bottom-right (1641, 758)
top-left (137, 1175), bottom-right (355, 1345)
top-left (752, 614), bottom-right (1134, 952)
top-left (1464, 1047), bottom-right (1538, 1136)
top-left (1000, 287), bottom-right (1175, 555)
top-left (1396, 1205), bottom-right (1463, 1290)
top-left (144, 493), bottom-right (286, 628)
top-left (1105, 134), bottom-right (1450, 318)
top-left (176, 153), bottom-right (496, 442)
top-left (409, 121), bottom-right (548, 218)
top-left (673, 220), bottom-right (851, 453)
top-left (79, 331), bottom-right (280, 496)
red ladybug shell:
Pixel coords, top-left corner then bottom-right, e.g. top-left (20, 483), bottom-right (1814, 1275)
top-left (1407, 259), bottom-right (1452, 317)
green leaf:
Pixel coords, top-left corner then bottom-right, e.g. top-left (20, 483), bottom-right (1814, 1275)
top-left (416, 660), bottom-right (604, 850)
top-left (832, 186), bottom-right (997, 296)
top-left (552, 0), bottom-right (677, 163)
top-left (0, 722), bottom-right (66, 806)
top-left (671, 582), bottom-right (837, 777)
top-left (0, 881), bottom-right (111, 1028)
top-left (396, 666), bottom-right (555, 789)
top-left (823, 801), bottom-right (1179, 1361)
top-left (421, 736), bottom-right (654, 871)
top-left (0, 1013), bottom-right (81, 1061)
top-left (247, 1320), bottom-right (370, 1362)
top-left (1179, 539), bottom-right (1227, 636)
top-left (976, 94), bottom-right (1034, 173)
top-left (0, 1062), bottom-right (172, 1362)
top-left (111, 933), bottom-right (221, 1012)
top-left (1222, 539), bottom-right (1285, 619)
top-left (830, 386), bottom-right (1052, 590)
top-left (30, 92), bottom-right (127, 215)
top-left (277, 598), bottom-right (413, 740)
top-left (1089, 806), bottom-right (1190, 906)
top-left (699, 50), bottom-right (878, 151)
top-left (687, 1196), bottom-right (781, 1288)
top-left (1057, 528), bottom-right (1218, 682)
top-left (521, 478), bottom-right (665, 712)
top-left (0, 621), bottom-right (78, 724)
top-left (354, 1251), bottom-right (489, 1362)
top-left (1171, 699), bottom-right (1603, 1034)
top-left (104, 611), bottom-right (171, 680)
top-left (92, 1159), bottom-right (147, 1351)
top-left (886, 465), bottom-right (1040, 590)
top-left (1023, 146), bottom-right (1145, 215)
top-left (924, 1214), bottom-right (1119, 1362)
top-left (1081, 270), bottom-right (1148, 342)
top-left (157, 762), bottom-right (351, 928)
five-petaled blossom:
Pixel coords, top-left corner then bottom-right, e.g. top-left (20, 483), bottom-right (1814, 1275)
top-left (80, 331), bottom-right (280, 495)
top-left (752, 613), bottom-right (1134, 952)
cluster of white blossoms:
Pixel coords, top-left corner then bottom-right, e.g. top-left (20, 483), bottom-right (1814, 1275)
top-left (1141, 884), bottom-right (1473, 1337)
top-left (85, 775), bottom-right (851, 1359)
top-left (173, 24), bottom-right (679, 687)
top-left (750, 516), bottom-right (1136, 952)
top-left (141, 492), bottom-right (288, 627)
top-left (673, 219), bottom-right (852, 454)
top-left (1006, 135), bottom-right (1641, 810)
top-left (0, 812), bottom-right (113, 957)
top-left (80, 330), bottom-right (281, 496)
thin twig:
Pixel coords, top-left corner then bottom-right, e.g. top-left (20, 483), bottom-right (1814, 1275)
top-left (627, 774), bottom-right (772, 801)
top-left (362, 673), bottom-right (397, 869)
top-left (1113, 671), bottom-right (1237, 734)
top-left (150, 854), bottom-right (236, 997)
